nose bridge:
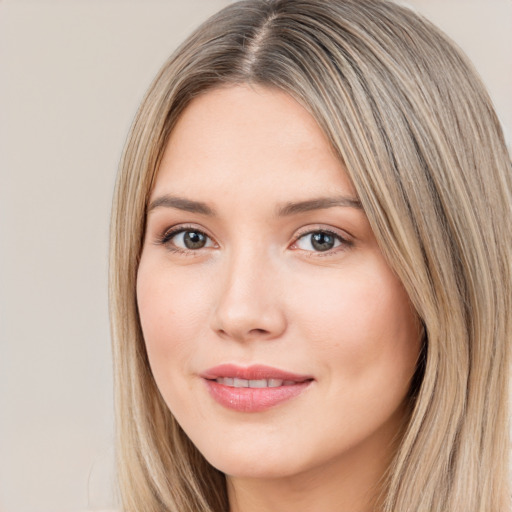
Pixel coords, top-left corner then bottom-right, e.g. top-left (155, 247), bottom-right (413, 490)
top-left (211, 241), bottom-right (286, 342)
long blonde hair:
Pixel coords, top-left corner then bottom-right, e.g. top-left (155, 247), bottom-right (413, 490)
top-left (109, 1), bottom-right (512, 510)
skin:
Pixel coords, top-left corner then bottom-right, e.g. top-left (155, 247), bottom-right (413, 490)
top-left (137, 84), bottom-right (422, 512)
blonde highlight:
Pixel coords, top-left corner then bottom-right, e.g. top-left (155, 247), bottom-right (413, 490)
top-left (109, 1), bottom-right (512, 510)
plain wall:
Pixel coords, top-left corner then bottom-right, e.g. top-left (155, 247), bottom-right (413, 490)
top-left (0, 1), bottom-right (510, 511)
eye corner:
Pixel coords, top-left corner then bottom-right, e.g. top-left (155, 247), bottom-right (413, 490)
top-left (152, 224), bottom-right (218, 255)
top-left (290, 227), bottom-right (354, 256)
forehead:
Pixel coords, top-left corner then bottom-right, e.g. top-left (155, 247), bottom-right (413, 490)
top-left (151, 84), bottom-right (356, 206)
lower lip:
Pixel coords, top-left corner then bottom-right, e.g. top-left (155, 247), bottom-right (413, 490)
top-left (204, 379), bottom-right (312, 412)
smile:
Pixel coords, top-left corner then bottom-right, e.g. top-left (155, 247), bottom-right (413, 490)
top-left (201, 364), bottom-right (314, 412)
top-left (214, 377), bottom-right (299, 388)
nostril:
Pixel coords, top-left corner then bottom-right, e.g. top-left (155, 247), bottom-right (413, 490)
top-left (249, 328), bottom-right (270, 336)
top-left (211, 299), bottom-right (287, 342)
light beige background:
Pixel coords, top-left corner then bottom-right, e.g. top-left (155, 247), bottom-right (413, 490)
top-left (0, 1), bottom-right (510, 511)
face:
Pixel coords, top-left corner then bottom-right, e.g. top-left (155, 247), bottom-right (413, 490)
top-left (137, 85), bottom-right (421, 481)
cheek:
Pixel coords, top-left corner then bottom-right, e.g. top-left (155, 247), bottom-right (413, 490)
top-left (136, 260), bottom-right (210, 385)
top-left (288, 262), bottom-right (420, 385)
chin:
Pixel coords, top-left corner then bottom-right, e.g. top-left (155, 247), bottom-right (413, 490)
top-left (196, 436), bottom-right (316, 480)
top-left (210, 456), bottom-right (301, 480)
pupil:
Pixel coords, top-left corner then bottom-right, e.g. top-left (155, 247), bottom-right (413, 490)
top-left (184, 231), bottom-right (206, 249)
top-left (312, 232), bottom-right (334, 251)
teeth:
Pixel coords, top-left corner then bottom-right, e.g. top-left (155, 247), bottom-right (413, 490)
top-left (249, 379), bottom-right (267, 388)
top-left (233, 378), bottom-right (249, 388)
top-left (215, 377), bottom-right (290, 388)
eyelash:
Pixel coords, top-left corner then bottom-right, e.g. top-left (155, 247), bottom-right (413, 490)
top-left (292, 227), bottom-right (353, 257)
top-left (155, 224), bottom-right (353, 257)
top-left (155, 224), bottom-right (212, 256)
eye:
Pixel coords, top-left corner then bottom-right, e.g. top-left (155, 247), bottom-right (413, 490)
top-left (159, 227), bottom-right (215, 252)
top-left (293, 230), bottom-right (349, 253)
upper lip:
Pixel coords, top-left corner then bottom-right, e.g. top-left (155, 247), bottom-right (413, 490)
top-left (200, 364), bottom-right (314, 382)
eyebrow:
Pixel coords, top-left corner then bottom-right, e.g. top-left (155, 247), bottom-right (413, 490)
top-left (276, 196), bottom-right (363, 216)
top-left (147, 195), bottom-right (216, 215)
top-left (147, 194), bottom-right (363, 216)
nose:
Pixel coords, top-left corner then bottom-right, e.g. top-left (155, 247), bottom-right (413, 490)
top-left (210, 247), bottom-right (287, 343)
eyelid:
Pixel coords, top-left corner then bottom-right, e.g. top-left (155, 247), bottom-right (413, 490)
top-left (154, 223), bottom-right (354, 256)
top-left (289, 225), bottom-right (354, 255)
top-left (293, 224), bottom-right (353, 240)
top-left (155, 224), bottom-right (217, 253)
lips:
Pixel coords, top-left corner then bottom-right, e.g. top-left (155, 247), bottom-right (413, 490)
top-left (200, 364), bottom-right (314, 412)
top-left (214, 377), bottom-right (298, 388)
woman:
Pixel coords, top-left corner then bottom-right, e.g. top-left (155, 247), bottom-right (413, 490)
top-left (109, 0), bottom-right (512, 511)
